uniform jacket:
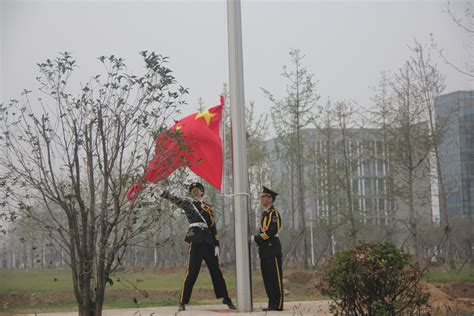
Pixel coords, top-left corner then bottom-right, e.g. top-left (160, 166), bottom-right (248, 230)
top-left (254, 206), bottom-right (282, 258)
top-left (161, 191), bottom-right (219, 246)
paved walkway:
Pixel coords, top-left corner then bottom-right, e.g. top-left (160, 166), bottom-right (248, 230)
top-left (17, 301), bottom-right (332, 316)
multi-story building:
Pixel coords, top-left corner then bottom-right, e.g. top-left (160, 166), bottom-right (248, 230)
top-left (266, 127), bottom-right (434, 236)
top-left (435, 90), bottom-right (474, 223)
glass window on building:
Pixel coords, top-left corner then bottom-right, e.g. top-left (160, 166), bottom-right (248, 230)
top-left (379, 198), bottom-right (385, 211)
top-left (352, 179), bottom-right (359, 194)
top-left (377, 159), bottom-right (384, 175)
top-left (378, 179), bottom-right (385, 194)
top-left (364, 178), bottom-right (372, 194)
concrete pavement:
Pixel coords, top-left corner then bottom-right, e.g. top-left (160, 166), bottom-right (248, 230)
top-left (16, 300), bottom-right (332, 316)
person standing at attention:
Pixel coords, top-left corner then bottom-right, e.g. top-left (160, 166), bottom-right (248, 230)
top-left (251, 186), bottom-right (284, 311)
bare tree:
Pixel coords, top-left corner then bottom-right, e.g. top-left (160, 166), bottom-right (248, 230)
top-left (246, 101), bottom-right (270, 269)
top-left (334, 101), bottom-right (360, 248)
top-left (371, 72), bottom-right (399, 242)
top-left (262, 49), bottom-right (319, 268)
top-left (432, 0), bottom-right (474, 79)
top-left (271, 132), bottom-right (298, 232)
top-left (0, 52), bottom-right (187, 315)
top-left (390, 62), bottom-right (432, 259)
top-left (311, 100), bottom-right (342, 259)
top-left (408, 41), bottom-right (460, 268)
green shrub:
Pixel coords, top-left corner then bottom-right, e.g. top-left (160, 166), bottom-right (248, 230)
top-left (318, 242), bottom-right (430, 315)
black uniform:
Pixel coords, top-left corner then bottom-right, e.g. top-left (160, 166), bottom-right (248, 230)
top-left (160, 191), bottom-right (229, 305)
top-left (254, 206), bottom-right (284, 311)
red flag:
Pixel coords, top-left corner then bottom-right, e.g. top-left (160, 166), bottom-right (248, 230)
top-left (127, 96), bottom-right (224, 201)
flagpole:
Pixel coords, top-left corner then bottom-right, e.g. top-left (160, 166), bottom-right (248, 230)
top-left (227, 0), bottom-right (252, 312)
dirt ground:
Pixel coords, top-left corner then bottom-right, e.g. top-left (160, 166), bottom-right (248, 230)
top-left (428, 282), bottom-right (474, 313)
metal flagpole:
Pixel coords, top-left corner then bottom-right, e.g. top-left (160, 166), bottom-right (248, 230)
top-left (227, 0), bottom-right (252, 312)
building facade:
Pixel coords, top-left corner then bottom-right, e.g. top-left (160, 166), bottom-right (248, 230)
top-left (435, 90), bottom-right (474, 222)
top-left (267, 128), bottom-right (434, 231)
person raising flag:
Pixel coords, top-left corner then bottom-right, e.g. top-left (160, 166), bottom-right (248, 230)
top-left (156, 182), bottom-right (235, 311)
top-left (127, 97), bottom-right (234, 311)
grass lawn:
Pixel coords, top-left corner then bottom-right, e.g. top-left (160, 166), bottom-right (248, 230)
top-left (0, 267), bottom-right (322, 313)
top-left (2, 265), bottom-right (471, 313)
top-left (424, 265), bottom-right (474, 283)
top-left (0, 267), bottom-right (220, 293)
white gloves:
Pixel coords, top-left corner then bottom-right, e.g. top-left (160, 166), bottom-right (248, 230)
top-left (214, 246), bottom-right (220, 262)
top-left (250, 235), bottom-right (255, 243)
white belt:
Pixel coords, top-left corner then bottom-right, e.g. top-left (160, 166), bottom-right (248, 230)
top-left (189, 222), bottom-right (207, 229)
top-left (260, 232), bottom-right (279, 237)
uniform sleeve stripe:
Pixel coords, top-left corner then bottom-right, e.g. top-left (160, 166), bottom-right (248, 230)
top-left (276, 211), bottom-right (281, 232)
top-left (263, 212), bottom-right (273, 231)
top-left (262, 215), bottom-right (268, 231)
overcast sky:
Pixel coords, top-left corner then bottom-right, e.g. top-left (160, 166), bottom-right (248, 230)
top-left (1, 0), bottom-right (472, 128)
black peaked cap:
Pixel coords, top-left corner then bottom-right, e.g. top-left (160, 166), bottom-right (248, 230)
top-left (189, 182), bottom-right (205, 193)
top-left (262, 186), bottom-right (278, 201)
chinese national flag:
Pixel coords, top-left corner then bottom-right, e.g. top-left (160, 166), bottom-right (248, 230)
top-left (126, 96), bottom-right (224, 201)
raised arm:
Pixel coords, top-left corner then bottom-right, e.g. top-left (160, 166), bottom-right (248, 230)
top-left (157, 189), bottom-right (193, 210)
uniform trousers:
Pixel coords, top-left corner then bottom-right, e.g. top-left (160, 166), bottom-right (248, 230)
top-left (180, 242), bottom-right (229, 304)
top-left (260, 254), bottom-right (284, 310)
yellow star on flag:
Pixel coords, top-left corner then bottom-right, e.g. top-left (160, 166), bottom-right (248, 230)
top-left (195, 108), bottom-right (217, 126)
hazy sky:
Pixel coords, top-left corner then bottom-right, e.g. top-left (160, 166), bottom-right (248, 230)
top-left (1, 0), bottom-right (472, 127)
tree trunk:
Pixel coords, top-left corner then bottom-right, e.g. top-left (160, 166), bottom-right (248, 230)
top-left (30, 240), bottom-right (34, 269)
top-left (342, 135), bottom-right (357, 247)
top-left (408, 167), bottom-right (419, 258)
top-left (94, 261), bottom-right (107, 316)
top-left (41, 236), bottom-right (45, 268)
top-left (94, 285), bottom-right (106, 316)
top-left (326, 138), bottom-right (336, 256)
top-left (81, 270), bottom-right (93, 316)
top-left (134, 245), bottom-right (138, 267)
top-left (383, 128), bottom-right (397, 242)
top-left (296, 138), bottom-right (308, 267)
top-left (290, 158), bottom-right (296, 232)
top-left (432, 124), bottom-right (455, 269)
top-left (154, 234), bottom-right (159, 267)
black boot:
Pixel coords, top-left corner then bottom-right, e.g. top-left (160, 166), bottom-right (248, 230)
top-left (178, 303), bottom-right (186, 311)
top-left (223, 297), bottom-right (236, 310)
top-left (263, 305), bottom-right (281, 311)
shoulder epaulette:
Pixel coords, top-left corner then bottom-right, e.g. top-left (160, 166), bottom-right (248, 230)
top-left (202, 202), bottom-right (213, 213)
